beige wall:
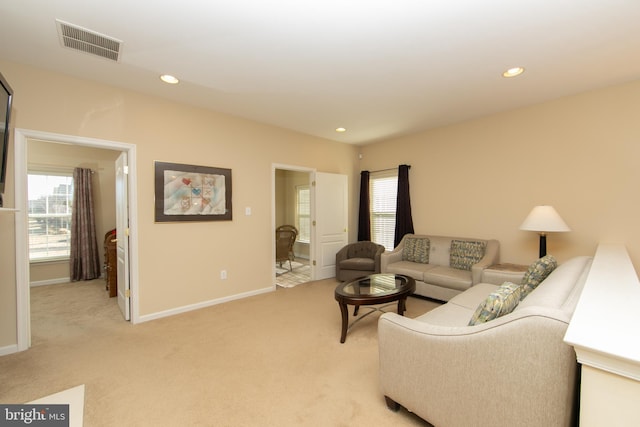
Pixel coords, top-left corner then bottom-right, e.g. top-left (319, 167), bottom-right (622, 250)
top-left (0, 60), bottom-right (359, 348)
top-left (360, 79), bottom-right (640, 269)
top-left (2, 58), bottom-right (639, 349)
top-left (28, 140), bottom-right (120, 284)
top-left (0, 202), bottom-right (16, 347)
top-left (274, 169), bottom-right (287, 226)
top-left (0, 78), bottom-right (16, 347)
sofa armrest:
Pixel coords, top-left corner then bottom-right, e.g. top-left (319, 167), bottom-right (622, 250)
top-left (381, 234), bottom-right (412, 272)
top-left (381, 245), bottom-right (403, 272)
top-left (335, 245), bottom-right (350, 264)
top-left (471, 239), bottom-right (500, 284)
top-left (378, 307), bottom-right (577, 427)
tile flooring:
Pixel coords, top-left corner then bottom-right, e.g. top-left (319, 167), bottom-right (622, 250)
top-left (276, 258), bottom-right (311, 288)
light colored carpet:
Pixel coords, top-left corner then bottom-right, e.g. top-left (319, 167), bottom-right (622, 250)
top-left (0, 278), bottom-right (440, 426)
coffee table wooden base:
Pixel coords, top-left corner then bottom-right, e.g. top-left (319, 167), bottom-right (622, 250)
top-left (334, 274), bottom-right (415, 343)
top-left (337, 298), bottom-right (409, 343)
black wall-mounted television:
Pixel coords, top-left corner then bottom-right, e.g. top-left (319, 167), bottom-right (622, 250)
top-left (0, 72), bottom-right (13, 208)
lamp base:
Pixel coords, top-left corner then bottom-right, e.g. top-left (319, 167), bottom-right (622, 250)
top-left (539, 233), bottom-right (547, 258)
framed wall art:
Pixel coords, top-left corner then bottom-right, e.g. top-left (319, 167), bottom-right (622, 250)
top-left (154, 161), bottom-right (232, 222)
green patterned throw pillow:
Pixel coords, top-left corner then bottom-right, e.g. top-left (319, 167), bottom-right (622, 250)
top-left (450, 240), bottom-right (487, 271)
top-left (402, 238), bottom-right (430, 264)
top-left (468, 282), bottom-right (522, 325)
top-left (520, 255), bottom-right (557, 300)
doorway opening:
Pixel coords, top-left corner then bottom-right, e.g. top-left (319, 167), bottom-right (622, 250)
top-left (27, 139), bottom-right (120, 285)
top-left (274, 166), bottom-right (313, 288)
top-left (13, 129), bottom-right (139, 352)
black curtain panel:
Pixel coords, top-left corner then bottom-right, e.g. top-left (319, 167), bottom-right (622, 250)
top-left (394, 164), bottom-right (414, 247)
top-left (357, 170), bottom-right (371, 241)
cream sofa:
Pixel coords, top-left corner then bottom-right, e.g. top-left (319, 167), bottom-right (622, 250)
top-left (381, 234), bottom-right (500, 301)
top-left (378, 255), bottom-right (592, 427)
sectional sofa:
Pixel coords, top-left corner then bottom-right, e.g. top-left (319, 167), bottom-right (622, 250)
top-left (378, 255), bottom-right (592, 427)
top-left (381, 234), bottom-right (500, 301)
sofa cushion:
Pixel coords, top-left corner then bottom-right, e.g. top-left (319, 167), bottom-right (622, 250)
top-left (423, 266), bottom-right (473, 291)
top-left (402, 237), bottom-right (430, 264)
top-left (339, 258), bottom-right (375, 271)
top-left (427, 236), bottom-right (454, 266)
top-left (414, 302), bottom-right (476, 327)
top-left (447, 283), bottom-right (499, 310)
top-left (385, 260), bottom-right (437, 282)
top-left (520, 255), bottom-right (558, 300)
top-left (450, 240), bottom-right (487, 271)
top-left (468, 282), bottom-right (522, 325)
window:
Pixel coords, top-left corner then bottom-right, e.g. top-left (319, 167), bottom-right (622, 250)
top-left (296, 185), bottom-right (310, 243)
top-left (370, 171), bottom-right (398, 251)
top-left (28, 173), bottom-right (74, 261)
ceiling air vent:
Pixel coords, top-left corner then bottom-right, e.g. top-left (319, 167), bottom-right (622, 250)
top-left (56, 19), bottom-right (122, 62)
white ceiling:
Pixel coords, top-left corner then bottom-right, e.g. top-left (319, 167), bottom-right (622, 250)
top-left (2, 1), bottom-right (640, 145)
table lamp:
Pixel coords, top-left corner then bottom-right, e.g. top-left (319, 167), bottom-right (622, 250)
top-left (520, 205), bottom-right (570, 258)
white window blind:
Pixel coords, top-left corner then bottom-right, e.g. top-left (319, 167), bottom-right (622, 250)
top-left (28, 173), bottom-right (74, 261)
top-left (370, 170), bottom-right (398, 251)
top-left (296, 185), bottom-right (310, 243)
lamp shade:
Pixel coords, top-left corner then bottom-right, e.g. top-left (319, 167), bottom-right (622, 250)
top-left (519, 205), bottom-right (571, 232)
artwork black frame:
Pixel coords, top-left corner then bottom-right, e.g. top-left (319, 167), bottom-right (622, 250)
top-left (154, 161), bottom-right (232, 222)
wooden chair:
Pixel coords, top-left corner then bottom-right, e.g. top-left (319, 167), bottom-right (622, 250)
top-left (276, 225), bottom-right (298, 271)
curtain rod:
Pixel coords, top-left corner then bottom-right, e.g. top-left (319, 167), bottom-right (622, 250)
top-left (363, 165), bottom-right (411, 174)
top-left (28, 163), bottom-right (100, 173)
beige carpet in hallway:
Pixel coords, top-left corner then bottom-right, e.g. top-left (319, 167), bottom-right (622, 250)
top-left (0, 278), bottom-right (439, 426)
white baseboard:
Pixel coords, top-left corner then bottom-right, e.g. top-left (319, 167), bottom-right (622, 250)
top-left (30, 277), bottom-right (71, 287)
top-left (0, 343), bottom-right (19, 356)
top-left (137, 285), bottom-right (276, 323)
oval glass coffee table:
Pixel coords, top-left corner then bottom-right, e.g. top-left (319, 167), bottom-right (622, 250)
top-left (334, 274), bottom-right (416, 343)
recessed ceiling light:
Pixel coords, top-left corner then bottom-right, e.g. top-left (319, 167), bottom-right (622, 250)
top-left (335, 127), bottom-right (347, 132)
top-left (502, 67), bottom-right (525, 78)
top-left (160, 74), bottom-right (180, 84)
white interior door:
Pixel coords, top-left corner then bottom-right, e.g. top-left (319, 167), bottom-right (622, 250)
top-left (115, 152), bottom-right (130, 320)
top-left (312, 172), bottom-right (348, 280)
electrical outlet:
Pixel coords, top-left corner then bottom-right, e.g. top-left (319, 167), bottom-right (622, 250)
top-left (220, 270), bottom-right (227, 280)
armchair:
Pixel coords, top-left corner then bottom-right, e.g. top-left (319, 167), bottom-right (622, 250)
top-left (335, 241), bottom-right (385, 282)
top-left (276, 225), bottom-right (298, 271)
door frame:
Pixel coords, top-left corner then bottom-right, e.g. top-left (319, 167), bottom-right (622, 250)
top-left (13, 128), bottom-right (140, 352)
top-left (272, 163), bottom-right (315, 282)
top-left (115, 152), bottom-right (130, 320)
